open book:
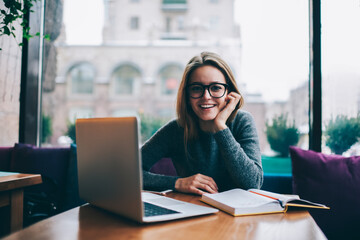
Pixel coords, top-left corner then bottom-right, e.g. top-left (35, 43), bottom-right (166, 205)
top-left (201, 188), bottom-right (329, 217)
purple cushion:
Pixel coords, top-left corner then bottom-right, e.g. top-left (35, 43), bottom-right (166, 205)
top-left (10, 143), bottom-right (70, 206)
top-left (290, 146), bottom-right (360, 239)
top-left (0, 147), bottom-right (12, 171)
top-left (149, 158), bottom-right (177, 176)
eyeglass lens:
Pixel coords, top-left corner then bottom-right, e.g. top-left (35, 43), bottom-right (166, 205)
top-left (188, 83), bottom-right (227, 99)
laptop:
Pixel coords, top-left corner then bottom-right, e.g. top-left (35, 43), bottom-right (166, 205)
top-left (75, 117), bottom-right (218, 223)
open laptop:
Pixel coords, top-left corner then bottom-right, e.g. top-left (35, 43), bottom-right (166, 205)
top-left (75, 117), bottom-right (218, 223)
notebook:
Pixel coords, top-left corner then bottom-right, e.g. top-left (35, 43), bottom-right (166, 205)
top-left (75, 117), bottom-right (218, 223)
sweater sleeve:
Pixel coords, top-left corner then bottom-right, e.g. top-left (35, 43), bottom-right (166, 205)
top-left (214, 111), bottom-right (263, 189)
top-left (141, 120), bottom-right (180, 191)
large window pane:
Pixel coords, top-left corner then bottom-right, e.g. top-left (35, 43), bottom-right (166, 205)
top-left (40, 0), bottom-right (310, 175)
top-left (321, 0), bottom-right (360, 156)
top-left (236, 0), bottom-right (309, 173)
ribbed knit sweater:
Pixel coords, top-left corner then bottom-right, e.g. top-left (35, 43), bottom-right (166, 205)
top-left (141, 110), bottom-right (263, 192)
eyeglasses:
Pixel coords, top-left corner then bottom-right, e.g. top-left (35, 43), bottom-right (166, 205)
top-left (186, 83), bottom-right (228, 99)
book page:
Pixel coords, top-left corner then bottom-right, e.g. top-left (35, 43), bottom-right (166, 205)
top-left (248, 189), bottom-right (300, 204)
top-left (204, 189), bottom-right (276, 208)
top-left (248, 189), bottom-right (328, 208)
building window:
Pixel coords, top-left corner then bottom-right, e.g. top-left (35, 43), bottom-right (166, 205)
top-left (162, 0), bottom-right (187, 11)
top-left (163, 0), bottom-right (186, 4)
top-left (112, 65), bottom-right (141, 95)
top-left (130, 16), bottom-right (139, 30)
top-left (165, 17), bottom-right (172, 32)
top-left (158, 64), bottom-right (182, 95)
top-left (68, 63), bottom-right (95, 94)
top-left (209, 16), bottom-right (219, 30)
top-left (177, 16), bottom-right (185, 30)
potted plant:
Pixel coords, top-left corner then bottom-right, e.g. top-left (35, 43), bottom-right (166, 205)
top-left (265, 114), bottom-right (300, 157)
top-left (324, 115), bottom-right (360, 155)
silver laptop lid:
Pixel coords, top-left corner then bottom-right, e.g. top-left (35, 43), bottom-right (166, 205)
top-left (76, 117), bottom-right (143, 222)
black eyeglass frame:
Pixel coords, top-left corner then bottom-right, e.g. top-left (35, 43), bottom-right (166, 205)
top-left (186, 83), bottom-right (229, 99)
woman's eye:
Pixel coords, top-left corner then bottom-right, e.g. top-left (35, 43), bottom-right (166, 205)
top-left (191, 86), bottom-right (203, 92)
top-left (210, 85), bottom-right (222, 92)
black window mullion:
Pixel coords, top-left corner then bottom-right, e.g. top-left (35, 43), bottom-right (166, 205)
top-left (19, 1), bottom-right (44, 146)
top-left (308, 0), bottom-right (322, 152)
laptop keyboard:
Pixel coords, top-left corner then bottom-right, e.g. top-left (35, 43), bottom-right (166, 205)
top-left (143, 202), bottom-right (180, 217)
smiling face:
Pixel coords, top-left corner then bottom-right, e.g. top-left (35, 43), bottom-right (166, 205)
top-left (188, 65), bottom-right (228, 127)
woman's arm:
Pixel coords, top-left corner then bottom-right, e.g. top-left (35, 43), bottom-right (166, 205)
top-left (141, 120), bottom-right (180, 191)
top-left (142, 120), bottom-right (218, 194)
top-left (214, 111), bottom-right (263, 189)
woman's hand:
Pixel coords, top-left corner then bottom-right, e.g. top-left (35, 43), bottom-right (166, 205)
top-left (213, 92), bottom-right (241, 132)
top-left (175, 174), bottom-right (218, 195)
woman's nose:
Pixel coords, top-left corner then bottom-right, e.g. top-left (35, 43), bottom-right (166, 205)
top-left (202, 88), bottom-right (212, 99)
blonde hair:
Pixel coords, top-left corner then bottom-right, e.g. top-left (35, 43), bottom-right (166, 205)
top-left (176, 52), bottom-right (243, 146)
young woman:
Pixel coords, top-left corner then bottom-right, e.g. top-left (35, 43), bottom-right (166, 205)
top-left (141, 52), bottom-right (263, 195)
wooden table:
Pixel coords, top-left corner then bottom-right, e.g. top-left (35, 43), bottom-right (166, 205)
top-left (0, 173), bottom-right (42, 233)
top-left (2, 192), bottom-right (327, 240)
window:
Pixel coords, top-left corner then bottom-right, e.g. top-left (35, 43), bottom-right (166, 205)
top-left (177, 16), bottom-right (185, 30)
top-left (165, 17), bottom-right (172, 32)
top-left (112, 65), bottom-right (141, 95)
top-left (68, 63), bottom-right (95, 94)
top-left (209, 16), bottom-right (219, 30)
top-left (321, 0), bottom-right (360, 156)
top-left (31, 0), bottom-right (312, 166)
top-left (130, 16), bottom-right (139, 30)
top-left (163, 0), bottom-right (186, 4)
top-left (158, 64), bottom-right (183, 95)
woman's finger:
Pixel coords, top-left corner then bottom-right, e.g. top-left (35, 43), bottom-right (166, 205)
top-left (202, 178), bottom-right (218, 191)
top-left (197, 174), bottom-right (218, 191)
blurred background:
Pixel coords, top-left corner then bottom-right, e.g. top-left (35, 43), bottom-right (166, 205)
top-left (1, 0), bottom-right (359, 174)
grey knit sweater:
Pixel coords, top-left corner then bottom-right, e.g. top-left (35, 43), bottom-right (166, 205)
top-left (141, 110), bottom-right (263, 192)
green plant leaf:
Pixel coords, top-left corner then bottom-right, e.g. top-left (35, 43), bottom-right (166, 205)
top-left (0, 0), bottom-right (40, 50)
top-left (3, 26), bottom-right (10, 35)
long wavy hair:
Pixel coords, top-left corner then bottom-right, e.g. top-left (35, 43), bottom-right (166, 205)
top-left (176, 52), bottom-right (243, 148)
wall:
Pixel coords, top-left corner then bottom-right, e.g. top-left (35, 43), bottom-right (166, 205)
top-left (0, 1), bottom-right (22, 145)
